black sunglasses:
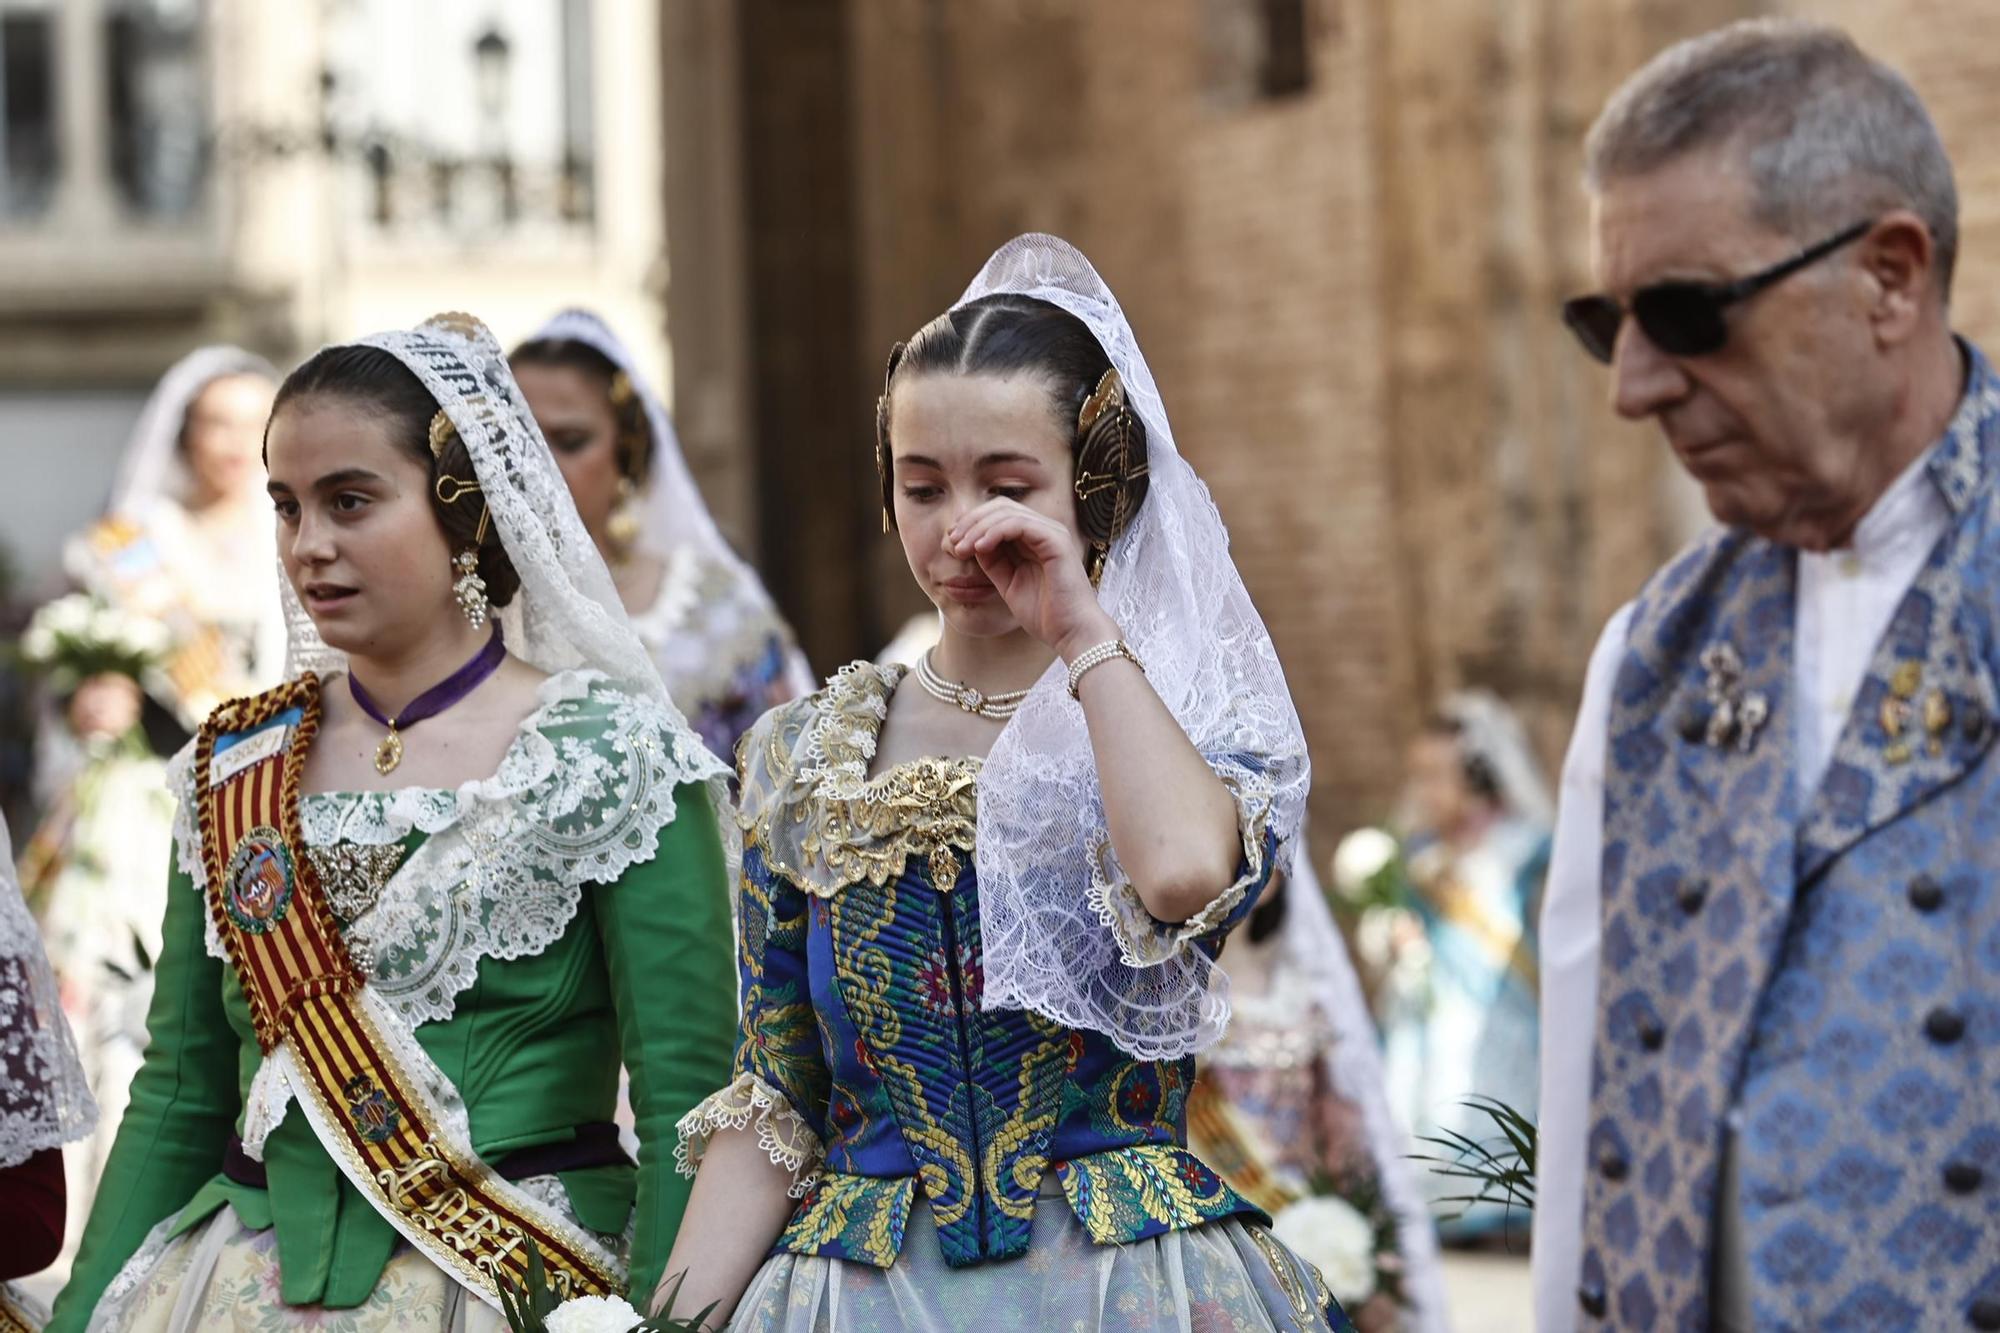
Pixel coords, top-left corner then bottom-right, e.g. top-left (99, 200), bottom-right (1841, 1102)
top-left (1561, 219), bottom-right (1876, 365)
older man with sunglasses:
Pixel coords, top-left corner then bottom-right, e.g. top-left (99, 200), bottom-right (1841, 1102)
top-left (1533, 19), bottom-right (2000, 1333)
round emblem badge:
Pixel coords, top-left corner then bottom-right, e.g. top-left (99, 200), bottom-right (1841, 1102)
top-left (224, 827), bottom-right (296, 934)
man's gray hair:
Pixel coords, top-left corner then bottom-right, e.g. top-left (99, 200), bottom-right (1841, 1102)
top-left (1585, 19), bottom-right (1958, 299)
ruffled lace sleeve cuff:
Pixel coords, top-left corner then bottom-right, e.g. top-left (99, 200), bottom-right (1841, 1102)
top-left (674, 1073), bottom-right (824, 1199)
top-left (1087, 769), bottom-right (1278, 969)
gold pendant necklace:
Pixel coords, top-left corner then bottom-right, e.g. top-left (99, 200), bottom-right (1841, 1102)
top-left (374, 727), bottom-right (405, 776)
top-left (348, 628), bottom-right (508, 780)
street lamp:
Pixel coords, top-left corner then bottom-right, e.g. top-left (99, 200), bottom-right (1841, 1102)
top-left (474, 26), bottom-right (512, 126)
top-left (472, 24), bottom-right (517, 223)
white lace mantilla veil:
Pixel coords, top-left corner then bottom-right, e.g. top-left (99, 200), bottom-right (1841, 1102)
top-left (277, 312), bottom-right (733, 835)
top-left (1283, 841), bottom-right (1449, 1331)
top-left (107, 345), bottom-right (278, 515)
top-left (0, 813), bottom-right (98, 1170)
top-left (960, 235), bottom-right (1311, 1060)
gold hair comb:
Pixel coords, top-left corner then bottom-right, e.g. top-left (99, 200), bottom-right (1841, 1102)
top-left (428, 409), bottom-right (456, 459)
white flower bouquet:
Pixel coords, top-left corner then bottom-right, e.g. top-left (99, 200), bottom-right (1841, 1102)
top-left (1272, 1194), bottom-right (1382, 1307)
top-left (17, 593), bottom-right (169, 694)
top-left (1330, 826), bottom-right (1400, 906)
top-left (498, 1249), bottom-right (715, 1333)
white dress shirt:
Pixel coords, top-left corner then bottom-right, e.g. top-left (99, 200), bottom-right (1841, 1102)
top-left (1529, 449), bottom-right (1950, 1331)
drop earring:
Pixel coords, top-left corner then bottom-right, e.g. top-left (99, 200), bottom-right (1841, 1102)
top-left (453, 549), bottom-right (489, 629)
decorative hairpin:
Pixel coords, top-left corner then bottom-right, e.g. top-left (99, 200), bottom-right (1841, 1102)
top-left (1074, 369), bottom-right (1147, 502)
top-left (425, 310), bottom-right (490, 343)
top-left (875, 341), bottom-right (909, 536)
top-left (428, 408), bottom-right (490, 546)
top-left (1076, 368), bottom-right (1127, 444)
top-left (428, 409), bottom-right (456, 458)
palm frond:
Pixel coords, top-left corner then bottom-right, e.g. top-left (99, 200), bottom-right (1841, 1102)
top-left (1409, 1095), bottom-right (1538, 1220)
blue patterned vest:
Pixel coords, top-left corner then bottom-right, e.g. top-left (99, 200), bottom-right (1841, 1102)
top-left (1580, 350), bottom-right (2000, 1333)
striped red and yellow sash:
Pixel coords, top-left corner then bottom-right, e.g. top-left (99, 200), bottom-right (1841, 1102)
top-left (194, 676), bottom-right (621, 1303)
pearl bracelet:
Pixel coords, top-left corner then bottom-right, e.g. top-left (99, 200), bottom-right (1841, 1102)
top-left (1066, 639), bottom-right (1143, 699)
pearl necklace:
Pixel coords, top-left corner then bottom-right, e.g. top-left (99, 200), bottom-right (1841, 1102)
top-left (915, 650), bottom-right (1032, 721)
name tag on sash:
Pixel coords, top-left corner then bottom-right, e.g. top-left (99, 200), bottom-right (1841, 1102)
top-left (210, 718), bottom-right (296, 788)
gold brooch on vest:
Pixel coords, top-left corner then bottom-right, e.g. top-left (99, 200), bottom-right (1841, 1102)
top-left (1879, 659), bottom-right (1952, 765)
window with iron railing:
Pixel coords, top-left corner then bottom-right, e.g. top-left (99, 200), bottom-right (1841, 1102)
top-left (105, 0), bottom-right (208, 219)
top-left (329, 0), bottom-right (595, 239)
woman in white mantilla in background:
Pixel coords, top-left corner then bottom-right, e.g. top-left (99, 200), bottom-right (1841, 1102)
top-left (21, 347), bottom-right (279, 1272)
top-left (49, 314), bottom-right (737, 1331)
top-left (1374, 691), bottom-right (1550, 1244)
top-left (60, 346), bottom-right (285, 744)
top-left (665, 234), bottom-right (1350, 1330)
top-left (512, 310), bottom-right (814, 766)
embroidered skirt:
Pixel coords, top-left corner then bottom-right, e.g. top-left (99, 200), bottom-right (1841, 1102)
top-left (729, 1194), bottom-right (1351, 1333)
top-left (88, 1177), bottom-right (626, 1333)
top-left (84, 1205), bottom-right (503, 1332)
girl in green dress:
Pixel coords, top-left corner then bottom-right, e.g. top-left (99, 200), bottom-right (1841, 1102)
top-left (50, 314), bottom-right (738, 1331)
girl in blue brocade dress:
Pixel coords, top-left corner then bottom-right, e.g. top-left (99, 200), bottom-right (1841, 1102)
top-left (664, 235), bottom-right (1350, 1332)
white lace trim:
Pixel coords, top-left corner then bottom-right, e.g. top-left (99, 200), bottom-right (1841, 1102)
top-left (88, 1207), bottom-right (186, 1328)
top-left (635, 548), bottom-right (811, 724)
top-left (172, 669), bottom-right (711, 1045)
top-left (797, 662), bottom-right (897, 801)
top-left (236, 1057), bottom-right (294, 1162)
top-left (1086, 768), bottom-right (1275, 969)
top-left (674, 1072), bottom-right (824, 1200)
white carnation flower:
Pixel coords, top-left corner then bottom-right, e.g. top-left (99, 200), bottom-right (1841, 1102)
top-left (1331, 826), bottom-right (1397, 900)
top-left (41, 594), bottom-right (95, 637)
top-left (89, 603), bottom-right (123, 639)
top-left (20, 623), bottom-right (56, 664)
top-left (1272, 1194), bottom-right (1379, 1305)
top-left (544, 1294), bottom-right (646, 1333)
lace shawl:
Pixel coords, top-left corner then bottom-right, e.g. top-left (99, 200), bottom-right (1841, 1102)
top-left (0, 817), bottom-right (98, 1169)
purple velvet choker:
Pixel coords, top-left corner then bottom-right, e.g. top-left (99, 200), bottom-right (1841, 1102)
top-left (347, 626), bottom-right (507, 775)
